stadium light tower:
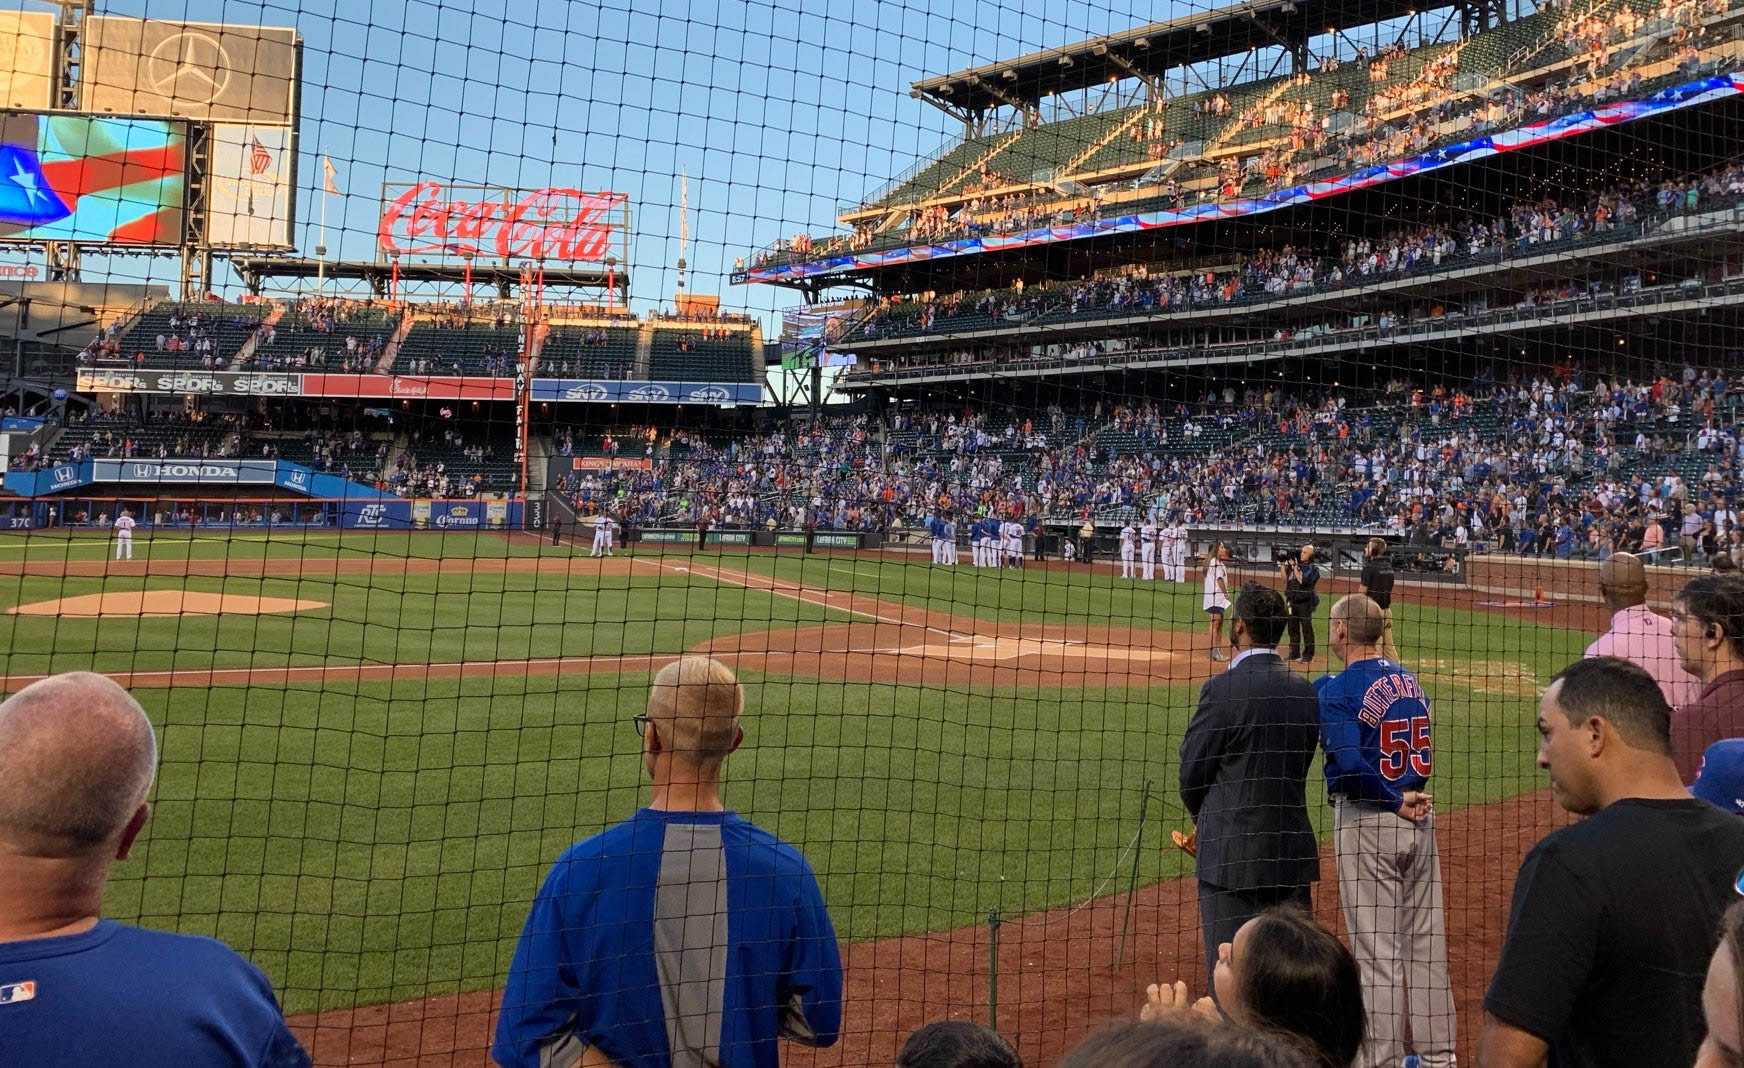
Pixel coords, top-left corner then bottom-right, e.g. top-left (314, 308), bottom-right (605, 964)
top-left (42, 0), bottom-right (94, 282)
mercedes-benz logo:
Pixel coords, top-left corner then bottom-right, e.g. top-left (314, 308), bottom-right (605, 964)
top-left (145, 30), bottom-right (233, 107)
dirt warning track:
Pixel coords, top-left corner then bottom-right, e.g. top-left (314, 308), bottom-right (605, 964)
top-left (287, 790), bottom-right (1567, 1067)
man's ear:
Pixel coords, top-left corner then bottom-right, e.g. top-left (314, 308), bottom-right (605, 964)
top-left (729, 726), bottom-right (744, 754)
top-left (1585, 716), bottom-right (1609, 757)
top-left (115, 803), bottom-right (150, 861)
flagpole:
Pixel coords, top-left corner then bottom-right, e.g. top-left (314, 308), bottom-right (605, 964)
top-left (317, 147), bottom-right (329, 294)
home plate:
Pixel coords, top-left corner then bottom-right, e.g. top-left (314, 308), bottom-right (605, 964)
top-left (9, 591), bottom-right (330, 618)
top-left (877, 637), bottom-right (1181, 663)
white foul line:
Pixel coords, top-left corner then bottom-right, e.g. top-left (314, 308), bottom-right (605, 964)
top-left (633, 557), bottom-right (970, 640)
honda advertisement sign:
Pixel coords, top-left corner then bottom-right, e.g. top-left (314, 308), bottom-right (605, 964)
top-left (92, 458), bottom-right (281, 484)
top-left (77, 370), bottom-right (304, 395)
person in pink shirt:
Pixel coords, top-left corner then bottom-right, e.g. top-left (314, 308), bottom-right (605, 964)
top-left (1585, 553), bottom-right (1701, 712)
top-left (1643, 517), bottom-right (1666, 553)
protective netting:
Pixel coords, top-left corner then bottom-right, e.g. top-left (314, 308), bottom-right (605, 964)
top-left (1, 0), bottom-right (1742, 1065)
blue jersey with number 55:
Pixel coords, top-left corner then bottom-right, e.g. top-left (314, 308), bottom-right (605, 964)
top-left (1315, 658), bottom-right (1432, 809)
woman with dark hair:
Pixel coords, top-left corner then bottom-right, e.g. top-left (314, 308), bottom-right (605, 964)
top-left (1696, 897), bottom-right (1744, 1067)
top-left (1060, 1017), bottom-right (1316, 1068)
top-left (1148, 906), bottom-right (1364, 1067)
top-left (1221, 908), bottom-right (1364, 1067)
top-left (1359, 538), bottom-right (1398, 661)
top-left (897, 1020), bottom-right (1022, 1068)
top-left (1203, 540), bottom-right (1232, 662)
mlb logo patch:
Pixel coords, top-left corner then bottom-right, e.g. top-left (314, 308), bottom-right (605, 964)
top-left (0, 980), bottom-right (36, 1004)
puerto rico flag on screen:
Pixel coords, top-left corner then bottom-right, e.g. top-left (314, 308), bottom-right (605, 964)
top-left (0, 115), bottom-right (184, 244)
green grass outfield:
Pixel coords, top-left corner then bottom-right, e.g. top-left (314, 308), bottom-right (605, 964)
top-left (0, 531), bottom-right (1584, 1013)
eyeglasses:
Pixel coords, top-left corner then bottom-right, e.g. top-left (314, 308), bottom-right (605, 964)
top-left (632, 714), bottom-right (651, 737)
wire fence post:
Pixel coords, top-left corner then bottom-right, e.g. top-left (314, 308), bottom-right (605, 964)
top-left (1115, 779), bottom-right (1154, 969)
top-left (987, 906), bottom-right (1002, 1031)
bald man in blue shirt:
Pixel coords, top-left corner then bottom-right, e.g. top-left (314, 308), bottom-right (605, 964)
top-left (0, 672), bottom-right (308, 1067)
top-left (494, 657), bottom-right (843, 1068)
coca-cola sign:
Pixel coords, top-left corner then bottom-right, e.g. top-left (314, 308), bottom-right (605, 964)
top-left (377, 182), bottom-right (627, 263)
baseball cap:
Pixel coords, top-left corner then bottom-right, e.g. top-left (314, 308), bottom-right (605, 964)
top-left (1690, 739), bottom-right (1744, 814)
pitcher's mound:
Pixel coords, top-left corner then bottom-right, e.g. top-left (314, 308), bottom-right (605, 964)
top-left (8, 591), bottom-right (329, 617)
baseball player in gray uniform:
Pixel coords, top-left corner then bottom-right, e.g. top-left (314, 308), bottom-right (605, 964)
top-left (1316, 594), bottom-right (1454, 1068)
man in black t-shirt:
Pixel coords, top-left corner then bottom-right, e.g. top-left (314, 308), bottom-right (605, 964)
top-left (1479, 656), bottom-right (1744, 1068)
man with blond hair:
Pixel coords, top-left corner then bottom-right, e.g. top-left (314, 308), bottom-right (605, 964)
top-left (0, 672), bottom-right (309, 1065)
top-left (494, 657), bottom-right (843, 1068)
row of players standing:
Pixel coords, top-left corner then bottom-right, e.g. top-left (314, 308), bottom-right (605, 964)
top-left (1117, 516), bottom-right (1194, 581)
top-left (927, 515), bottom-right (1031, 568)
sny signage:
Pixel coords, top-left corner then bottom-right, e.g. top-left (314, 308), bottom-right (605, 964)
top-left (377, 183), bottom-right (626, 262)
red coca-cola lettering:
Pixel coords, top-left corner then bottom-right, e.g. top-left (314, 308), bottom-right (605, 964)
top-left (378, 183), bottom-right (625, 262)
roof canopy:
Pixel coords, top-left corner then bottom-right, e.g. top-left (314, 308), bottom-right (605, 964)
top-left (912, 0), bottom-right (1446, 113)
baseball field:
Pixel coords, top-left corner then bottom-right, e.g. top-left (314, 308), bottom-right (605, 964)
top-left (0, 530), bottom-right (1600, 1065)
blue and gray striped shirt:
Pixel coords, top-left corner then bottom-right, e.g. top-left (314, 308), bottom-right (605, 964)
top-left (493, 809), bottom-right (843, 1068)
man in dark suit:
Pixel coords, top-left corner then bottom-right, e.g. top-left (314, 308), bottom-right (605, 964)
top-left (1179, 581), bottom-right (1323, 994)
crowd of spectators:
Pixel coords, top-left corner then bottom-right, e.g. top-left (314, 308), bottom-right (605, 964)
top-left (552, 366), bottom-right (1742, 573)
top-left (76, 308), bottom-right (262, 370)
top-left (390, 425), bottom-right (499, 498)
top-left (8, 409), bottom-right (253, 470)
top-left (242, 324), bottom-right (385, 373)
top-left (755, 0), bottom-right (1743, 268)
top-left (291, 428), bottom-right (389, 478)
top-left (847, 155), bottom-right (1744, 355)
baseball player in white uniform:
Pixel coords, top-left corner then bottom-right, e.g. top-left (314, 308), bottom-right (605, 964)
top-left (1118, 524), bottom-right (1137, 579)
top-left (1166, 517), bottom-right (1191, 582)
top-left (1139, 520), bottom-right (1158, 580)
top-left (1003, 519), bottom-right (1024, 569)
top-left (590, 512), bottom-right (615, 556)
top-left (113, 509), bottom-right (136, 560)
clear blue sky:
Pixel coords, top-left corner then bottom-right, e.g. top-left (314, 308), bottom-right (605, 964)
top-left (12, 0), bottom-right (1180, 329)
